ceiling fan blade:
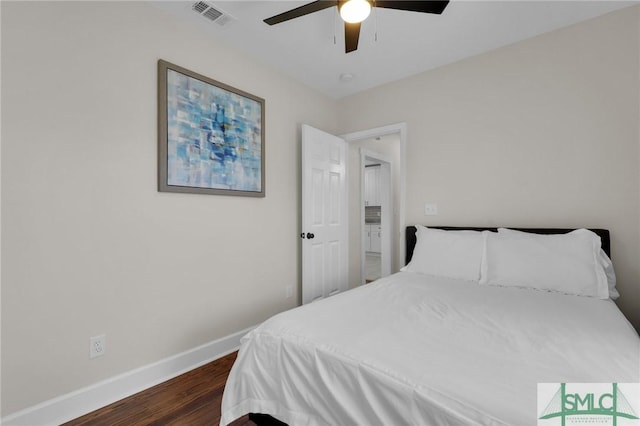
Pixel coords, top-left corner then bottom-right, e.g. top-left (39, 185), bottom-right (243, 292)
top-left (375, 1), bottom-right (449, 15)
top-left (264, 1), bottom-right (336, 25)
top-left (344, 22), bottom-right (361, 53)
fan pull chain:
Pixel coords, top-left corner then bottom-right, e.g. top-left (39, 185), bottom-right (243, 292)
top-left (374, 0), bottom-right (378, 42)
top-left (333, 8), bottom-right (337, 45)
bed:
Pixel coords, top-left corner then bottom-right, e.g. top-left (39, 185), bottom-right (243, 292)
top-left (220, 226), bottom-right (640, 426)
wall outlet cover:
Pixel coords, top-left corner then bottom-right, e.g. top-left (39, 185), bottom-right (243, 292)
top-left (424, 203), bottom-right (438, 216)
top-left (90, 335), bottom-right (106, 359)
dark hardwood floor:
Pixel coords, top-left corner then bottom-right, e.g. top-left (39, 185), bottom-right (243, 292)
top-left (63, 351), bottom-right (252, 426)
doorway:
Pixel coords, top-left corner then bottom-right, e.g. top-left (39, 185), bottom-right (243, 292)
top-left (362, 151), bottom-right (392, 283)
top-left (341, 123), bottom-right (406, 287)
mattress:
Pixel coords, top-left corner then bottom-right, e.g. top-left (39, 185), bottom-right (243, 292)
top-left (220, 272), bottom-right (640, 425)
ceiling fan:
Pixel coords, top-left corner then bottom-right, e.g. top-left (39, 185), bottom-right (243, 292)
top-left (264, 0), bottom-right (450, 53)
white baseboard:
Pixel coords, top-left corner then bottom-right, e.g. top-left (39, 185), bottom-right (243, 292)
top-left (1, 326), bottom-right (255, 426)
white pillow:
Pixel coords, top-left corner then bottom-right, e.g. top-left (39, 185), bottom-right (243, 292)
top-left (497, 228), bottom-right (618, 299)
top-left (599, 250), bottom-right (619, 300)
top-left (401, 226), bottom-right (485, 281)
top-left (480, 229), bottom-right (609, 298)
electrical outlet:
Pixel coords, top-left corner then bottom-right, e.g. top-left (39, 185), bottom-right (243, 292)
top-left (424, 203), bottom-right (438, 216)
top-left (90, 334), bottom-right (106, 359)
top-left (285, 285), bottom-right (293, 299)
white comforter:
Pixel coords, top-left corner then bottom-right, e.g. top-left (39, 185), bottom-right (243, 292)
top-left (220, 272), bottom-right (640, 426)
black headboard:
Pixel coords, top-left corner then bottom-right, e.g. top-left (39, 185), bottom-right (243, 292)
top-left (405, 226), bottom-right (611, 265)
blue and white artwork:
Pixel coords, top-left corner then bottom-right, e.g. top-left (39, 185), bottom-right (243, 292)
top-left (165, 68), bottom-right (263, 193)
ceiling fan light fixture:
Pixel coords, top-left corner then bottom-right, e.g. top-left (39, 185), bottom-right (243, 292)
top-left (339, 0), bottom-right (371, 24)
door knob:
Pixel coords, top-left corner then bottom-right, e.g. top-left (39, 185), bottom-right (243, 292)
top-left (300, 232), bottom-right (306, 239)
top-left (306, 233), bottom-right (315, 239)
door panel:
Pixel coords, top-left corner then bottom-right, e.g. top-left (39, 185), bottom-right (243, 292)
top-left (329, 171), bottom-right (341, 224)
top-left (311, 168), bottom-right (324, 225)
top-left (310, 243), bottom-right (325, 301)
top-left (327, 240), bottom-right (341, 295)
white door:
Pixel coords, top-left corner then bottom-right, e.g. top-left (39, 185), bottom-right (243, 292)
top-left (302, 125), bottom-right (349, 304)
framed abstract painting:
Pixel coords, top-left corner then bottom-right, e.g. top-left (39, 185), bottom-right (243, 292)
top-left (158, 60), bottom-right (265, 197)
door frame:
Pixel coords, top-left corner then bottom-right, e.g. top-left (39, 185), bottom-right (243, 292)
top-left (341, 122), bottom-right (407, 277)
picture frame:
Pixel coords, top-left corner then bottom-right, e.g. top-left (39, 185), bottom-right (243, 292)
top-left (158, 59), bottom-right (265, 197)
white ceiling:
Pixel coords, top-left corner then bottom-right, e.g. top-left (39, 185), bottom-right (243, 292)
top-left (153, 1), bottom-right (638, 99)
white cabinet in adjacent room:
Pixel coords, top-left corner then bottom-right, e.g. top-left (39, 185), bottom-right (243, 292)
top-left (365, 224), bottom-right (382, 253)
top-left (370, 225), bottom-right (381, 253)
top-left (364, 225), bottom-right (371, 252)
top-left (364, 165), bottom-right (381, 206)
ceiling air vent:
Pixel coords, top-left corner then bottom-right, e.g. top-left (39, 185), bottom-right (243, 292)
top-left (191, 1), bottom-right (235, 27)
